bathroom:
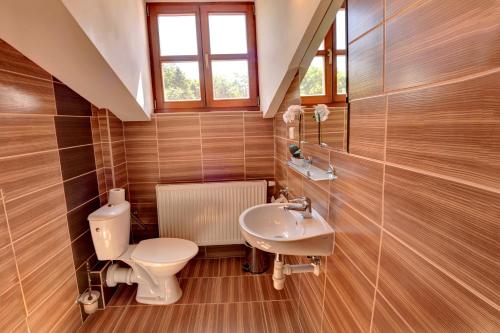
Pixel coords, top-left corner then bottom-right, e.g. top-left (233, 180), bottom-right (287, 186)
top-left (0, 0), bottom-right (498, 332)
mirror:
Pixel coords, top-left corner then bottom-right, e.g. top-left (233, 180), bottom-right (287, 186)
top-left (298, 2), bottom-right (348, 152)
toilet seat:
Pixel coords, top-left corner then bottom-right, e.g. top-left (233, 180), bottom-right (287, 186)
top-left (131, 238), bottom-right (198, 265)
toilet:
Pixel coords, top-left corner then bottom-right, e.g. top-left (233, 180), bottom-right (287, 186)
top-left (88, 200), bottom-right (198, 305)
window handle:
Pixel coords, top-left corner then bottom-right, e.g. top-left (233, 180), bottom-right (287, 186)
top-left (327, 48), bottom-right (333, 65)
top-left (205, 53), bottom-right (210, 69)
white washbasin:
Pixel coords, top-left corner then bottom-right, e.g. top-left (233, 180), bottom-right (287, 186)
top-left (239, 203), bottom-right (335, 256)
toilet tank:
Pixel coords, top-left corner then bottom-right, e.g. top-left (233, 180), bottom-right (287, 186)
top-left (88, 202), bottom-right (130, 260)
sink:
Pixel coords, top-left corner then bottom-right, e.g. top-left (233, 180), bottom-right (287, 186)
top-left (239, 203), bottom-right (335, 256)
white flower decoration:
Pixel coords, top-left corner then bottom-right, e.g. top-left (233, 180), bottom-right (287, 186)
top-left (313, 104), bottom-right (330, 122)
top-left (283, 105), bottom-right (304, 123)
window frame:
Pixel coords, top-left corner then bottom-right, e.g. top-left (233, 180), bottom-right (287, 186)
top-left (301, 4), bottom-right (347, 106)
top-left (147, 2), bottom-right (259, 112)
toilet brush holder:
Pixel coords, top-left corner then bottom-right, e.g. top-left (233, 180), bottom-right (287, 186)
top-left (78, 290), bottom-right (100, 314)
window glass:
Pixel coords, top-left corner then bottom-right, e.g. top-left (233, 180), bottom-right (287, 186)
top-left (336, 55), bottom-right (347, 94)
top-left (208, 14), bottom-right (247, 54)
top-left (335, 10), bottom-right (346, 50)
top-left (158, 15), bottom-right (198, 56)
top-left (300, 56), bottom-right (325, 96)
top-left (211, 60), bottom-right (249, 99)
top-left (162, 62), bottom-right (201, 101)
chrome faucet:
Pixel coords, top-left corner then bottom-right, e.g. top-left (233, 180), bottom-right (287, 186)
top-left (283, 196), bottom-right (312, 218)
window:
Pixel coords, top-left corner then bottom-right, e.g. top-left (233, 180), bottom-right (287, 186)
top-left (147, 3), bottom-right (258, 111)
top-left (301, 4), bottom-right (347, 105)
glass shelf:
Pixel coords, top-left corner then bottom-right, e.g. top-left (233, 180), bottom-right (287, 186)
top-left (287, 161), bottom-right (337, 181)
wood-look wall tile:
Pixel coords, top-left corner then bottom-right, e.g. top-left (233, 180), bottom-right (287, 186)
top-left (96, 168), bottom-right (106, 194)
top-left (386, 0), bottom-right (424, 18)
top-left (386, 72), bottom-right (500, 190)
top-left (54, 116), bottom-right (92, 148)
top-left (378, 233), bottom-right (500, 332)
top-left (160, 160), bottom-right (203, 183)
top-left (21, 245), bottom-right (74, 313)
top-left (0, 150), bottom-right (62, 200)
top-left (59, 145), bottom-right (96, 180)
top-left (108, 113), bottom-right (124, 142)
top-left (158, 138), bottom-right (201, 161)
top-left (274, 112), bottom-right (288, 139)
top-left (113, 163), bottom-right (128, 188)
top-left (329, 196), bottom-right (381, 283)
top-left (301, 143), bottom-right (330, 171)
top-left (13, 215), bottom-right (70, 279)
top-left (125, 140), bottom-right (158, 162)
top-left (263, 300), bottom-right (303, 333)
top-left (275, 136), bottom-right (288, 162)
top-left (386, 0), bottom-right (500, 91)
top-left (98, 111), bottom-right (109, 142)
top-left (384, 166), bottom-right (500, 305)
top-left (49, 304), bottom-right (82, 333)
top-left (0, 199), bottom-right (9, 248)
top-left (104, 167), bottom-right (114, 190)
top-left (303, 179), bottom-right (329, 219)
top-left (11, 320), bottom-right (29, 333)
top-left (348, 26), bottom-right (383, 100)
top-left (111, 141), bottom-right (126, 166)
top-left (63, 171), bottom-right (99, 211)
top-left (0, 71), bottom-right (56, 115)
top-left (0, 114), bottom-right (57, 158)
top-left (67, 197), bottom-right (100, 241)
top-left (71, 230), bottom-right (95, 269)
top-left (93, 143), bottom-right (104, 169)
top-left (324, 249), bottom-right (375, 333)
top-left (244, 113), bottom-right (274, 136)
top-left (128, 183), bottom-right (156, 204)
top-left (349, 96), bottom-right (386, 161)
top-left (287, 168), bottom-right (303, 197)
top-left (124, 118), bottom-right (157, 140)
top-left (0, 40), bottom-right (51, 80)
top-left (0, 245), bottom-right (18, 296)
top-left (27, 275), bottom-right (78, 333)
top-left (371, 293), bottom-right (412, 333)
top-left (348, 0), bottom-right (384, 42)
top-left (245, 136), bottom-right (274, 158)
top-left (298, 261), bottom-right (326, 333)
top-left (0, 284), bottom-right (26, 333)
top-left (330, 152), bottom-right (384, 224)
top-left (200, 114), bottom-right (244, 138)
top-left (130, 204), bottom-right (157, 226)
top-left (127, 162), bottom-right (159, 183)
top-left (275, 159), bottom-right (287, 189)
top-left (101, 142), bottom-right (112, 168)
top-left (246, 157), bottom-right (274, 180)
top-left (6, 183), bottom-right (66, 241)
top-left (202, 137), bottom-right (244, 159)
top-left (203, 159), bottom-right (245, 182)
top-left (91, 116), bottom-right (101, 144)
top-left (53, 83), bottom-right (91, 116)
top-left (157, 115), bottom-right (200, 139)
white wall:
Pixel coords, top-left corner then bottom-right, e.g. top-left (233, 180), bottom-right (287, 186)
top-left (0, 0), bottom-right (151, 121)
top-left (62, 0), bottom-right (154, 118)
top-left (255, 0), bottom-right (339, 118)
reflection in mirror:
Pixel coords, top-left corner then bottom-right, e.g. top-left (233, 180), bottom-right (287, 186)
top-left (299, 2), bottom-right (348, 153)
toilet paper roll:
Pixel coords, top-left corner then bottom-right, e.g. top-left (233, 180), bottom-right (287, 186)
top-left (108, 188), bottom-right (125, 205)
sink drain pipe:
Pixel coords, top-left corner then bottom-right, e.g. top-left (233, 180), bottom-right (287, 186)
top-left (272, 254), bottom-right (321, 290)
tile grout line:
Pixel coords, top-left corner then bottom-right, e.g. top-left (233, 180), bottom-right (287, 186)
top-left (198, 113), bottom-right (205, 182)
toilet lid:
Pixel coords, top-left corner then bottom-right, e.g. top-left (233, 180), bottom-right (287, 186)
top-left (131, 238), bottom-right (198, 264)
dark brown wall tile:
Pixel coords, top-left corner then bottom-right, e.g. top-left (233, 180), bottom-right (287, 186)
top-left (158, 138), bottom-right (201, 161)
top-left (59, 145), bottom-right (96, 180)
top-left (203, 159), bottom-right (245, 182)
top-left (202, 137), bottom-right (244, 159)
top-left (372, 293), bottom-right (412, 333)
top-left (125, 140), bottom-right (158, 162)
top-left (63, 171), bottom-right (99, 211)
top-left (71, 230), bottom-right (95, 269)
top-left (386, 71), bottom-right (500, 190)
top-left (157, 115), bottom-right (200, 139)
top-left (0, 150), bottom-right (62, 200)
top-left (0, 284), bottom-right (26, 333)
top-left (245, 157), bottom-right (274, 180)
top-left (200, 114), bottom-right (244, 137)
top-left (160, 160), bottom-right (203, 183)
top-left (349, 96), bottom-right (386, 160)
top-left (131, 203), bottom-right (157, 225)
top-left (53, 83), bottom-right (91, 116)
top-left (330, 152), bottom-right (384, 224)
top-left (127, 162), bottom-right (159, 183)
top-left (0, 71), bottom-right (56, 115)
top-left (124, 118), bottom-right (157, 140)
top-left (348, 26), bottom-right (383, 100)
top-left (385, 0), bottom-right (500, 91)
top-left (13, 215), bottom-right (70, 279)
top-left (244, 113), bottom-right (274, 136)
top-left (67, 197), bottom-right (100, 241)
top-left (384, 166), bottom-right (500, 305)
top-left (348, 0), bottom-right (384, 42)
top-left (329, 196), bottom-right (381, 283)
top-left (6, 183), bottom-right (66, 241)
top-left (54, 116), bottom-right (92, 148)
top-left (0, 40), bottom-right (51, 80)
top-left (0, 114), bottom-right (57, 158)
top-left (245, 136), bottom-right (274, 158)
top-left (378, 233), bottom-right (500, 332)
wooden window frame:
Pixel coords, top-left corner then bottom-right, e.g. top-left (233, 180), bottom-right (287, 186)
top-left (301, 4), bottom-right (347, 106)
top-left (147, 2), bottom-right (259, 112)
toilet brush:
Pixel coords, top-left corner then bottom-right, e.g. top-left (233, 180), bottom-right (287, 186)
top-left (78, 261), bottom-right (100, 314)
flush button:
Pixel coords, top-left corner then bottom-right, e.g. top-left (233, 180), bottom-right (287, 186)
top-left (95, 228), bottom-right (100, 232)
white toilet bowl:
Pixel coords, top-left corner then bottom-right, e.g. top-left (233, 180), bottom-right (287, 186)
top-left (88, 200), bottom-right (198, 305)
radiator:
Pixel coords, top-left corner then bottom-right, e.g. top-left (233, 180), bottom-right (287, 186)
top-left (156, 181), bottom-right (267, 245)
